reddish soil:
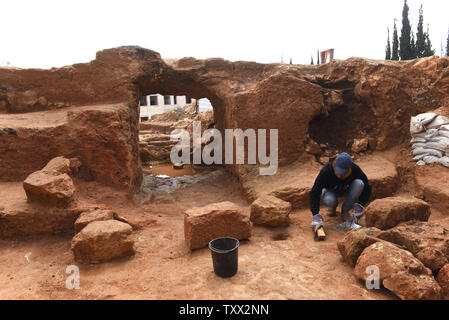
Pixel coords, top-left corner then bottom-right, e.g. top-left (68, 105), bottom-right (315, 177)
top-left (0, 164), bottom-right (402, 300)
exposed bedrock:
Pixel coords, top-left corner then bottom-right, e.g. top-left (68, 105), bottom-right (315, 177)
top-left (1, 46), bottom-right (448, 191)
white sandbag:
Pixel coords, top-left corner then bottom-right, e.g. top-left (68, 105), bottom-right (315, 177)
top-left (438, 156), bottom-right (449, 167)
top-left (410, 137), bottom-right (427, 143)
top-left (410, 113), bottom-right (438, 134)
top-left (437, 130), bottom-right (449, 138)
top-left (440, 124), bottom-right (449, 131)
top-left (426, 115), bottom-right (449, 129)
top-left (424, 129), bottom-right (439, 139)
top-left (413, 154), bottom-right (426, 161)
top-left (412, 147), bottom-right (443, 157)
top-left (416, 160), bottom-right (426, 166)
top-left (430, 136), bottom-right (449, 149)
top-left (412, 142), bottom-right (426, 149)
top-left (421, 141), bottom-right (449, 152)
top-left (423, 155), bottom-right (440, 164)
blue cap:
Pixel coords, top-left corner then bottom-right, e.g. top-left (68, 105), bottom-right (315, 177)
top-left (334, 152), bottom-right (352, 175)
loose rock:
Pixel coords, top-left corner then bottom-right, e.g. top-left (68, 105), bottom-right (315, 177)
top-left (355, 241), bottom-right (441, 300)
top-left (337, 227), bottom-right (383, 267)
top-left (71, 220), bottom-right (134, 263)
top-left (74, 208), bottom-right (115, 234)
top-left (250, 195), bottom-right (291, 227)
top-left (378, 220), bottom-right (449, 272)
top-left (437, 264), bottom-right (449, 300)
top-left (184, 201), bottom-right (252, 250)
top-left (365, 196), bottom-right (430, 230)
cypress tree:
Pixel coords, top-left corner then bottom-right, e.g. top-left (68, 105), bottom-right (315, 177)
top-left (399, 0), bottom-right (412, 60)
top-left (311, 56), bottom-right (314, 65)
top-left (392, 20), bottom-right (400, 60)
top-left (446, 28), bottom-right (449, 56)
top-left (385, 27), bottom-right (392, 60)
top-left (317, 49), bottom-right (320, 65)
top-left (416, 5), bottom-right (426, 58)
top-left (411, 32), bottom-right (417, 59)
top-left (423, 24), bottom-right (435, 57)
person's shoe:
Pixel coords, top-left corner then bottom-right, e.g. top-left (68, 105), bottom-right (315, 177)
top-left (326, 207), bottom-right (337, 217)
top-left (338, 220), bottom-right (362, 231)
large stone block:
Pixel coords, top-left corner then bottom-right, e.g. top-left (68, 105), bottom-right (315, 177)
top-left (355, 241), bottom-right (441, 300)
top-left (71, 220), bottom-right (134, 263)
top-left (74, 208), bottom-right (115, 234)
top-left (23, 171), bottom-right (76, 208)
top-left (378, 221), bottom-right (449, 272)
top-left (250, 195), bottom-right (291, 227)
top-left (437, 264), bottom-right (449, 300)
top-left (184, 201), bottom-right (252, 250)
top-left (365, 196), bottom-right (430, 230)
top-left (336, 227), bottom-right (383, 267)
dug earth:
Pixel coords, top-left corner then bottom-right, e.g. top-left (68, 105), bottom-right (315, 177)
top-left (0, 47), bottom-right (448, 300)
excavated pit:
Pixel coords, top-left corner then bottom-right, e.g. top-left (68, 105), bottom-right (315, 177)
top-left (1, 47), bottom-right (449, 299)
top-left (308, 88), bottom-right (378, 152)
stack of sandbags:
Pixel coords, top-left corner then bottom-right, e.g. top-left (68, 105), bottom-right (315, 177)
top-left (410, 108), bottom-right (449, 167)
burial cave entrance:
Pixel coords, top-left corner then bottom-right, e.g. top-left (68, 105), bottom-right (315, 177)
top-left (138, 93), bottom-right (218, 177)
top-left (307, 88), bottom-right (378, 154)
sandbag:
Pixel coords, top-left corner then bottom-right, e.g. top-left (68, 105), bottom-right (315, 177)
top-left (430, 136), bottom-right (449, 148)
top-left (440, 124), bottom-right (449, 131)
top-left (438, 157), bottom-right (449, 167)
top-left (413, 154), bottom-right (426, 161)
top-left (421, 141), bottom-right (449, 152)
top-left (437, 130), bottom-right (449, 138)
top-left (412, 147), bottom-right (443, 157)
top-left (424, 129), bottom-right (439, 139)
top-left (410, 137), bottom-right (427, 143)
top-left (410, 113), bottom-right (437, 134)
top-left (411, 142), bottom-right (426, 149)
top-left (426, 115), bottom-right (449, 129)
top-left (423, 155), bottom-right (440, 164)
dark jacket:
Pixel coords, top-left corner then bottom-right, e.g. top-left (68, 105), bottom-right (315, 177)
top-left (310, 159), bottom-right (371, 215)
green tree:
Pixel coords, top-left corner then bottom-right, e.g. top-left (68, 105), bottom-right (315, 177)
top-left (385, 27), bottom-right (392, 60)
top-left (317, 49), bottom-right (320, 65)
top-left (416, 5), bottom-right (426, 58)
top-left (423, 24), bottom-right (435, 57)
top-left (411, 32), bottom-right (417, 59)
top-left (399, 0), bottom-right (413, 60)
top-left (446, 27), bottom-right (449, 56)
top-left (392, 20), bottom-right (400, 60)
top-left (311, 56), bottom-right (314, 65)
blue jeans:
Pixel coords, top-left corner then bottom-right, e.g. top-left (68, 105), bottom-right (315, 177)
top-left (321, 179), bottom-right (365, 213)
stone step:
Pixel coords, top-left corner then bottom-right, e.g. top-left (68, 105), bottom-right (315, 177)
top-left (147, 140), bottom-right (178, 147)
top-left (415, 165), bottom-right (449, 214)
top-left (139, 121), bottom-right (173, 134)
top-left (139, 133), bottom-right (171, 141)
top-left (243, 155), bottom-right (399, 209)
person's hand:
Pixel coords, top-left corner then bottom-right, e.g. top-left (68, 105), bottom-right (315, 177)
top-left (312, 213), bottom-right (324, 232)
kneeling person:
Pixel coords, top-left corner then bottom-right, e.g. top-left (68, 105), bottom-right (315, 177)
top-left (310, 152), bottom-right (372, 233)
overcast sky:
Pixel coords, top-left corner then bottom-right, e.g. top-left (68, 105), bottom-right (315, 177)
top-left (1, 0), bottom-right (448, 68)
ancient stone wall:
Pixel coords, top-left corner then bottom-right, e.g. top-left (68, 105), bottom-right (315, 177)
top-left (1, 46), bottom-right (448, 191)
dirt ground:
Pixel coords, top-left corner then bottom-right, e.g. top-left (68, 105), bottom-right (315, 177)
top-left (0, 162), bottom-right (408, 300)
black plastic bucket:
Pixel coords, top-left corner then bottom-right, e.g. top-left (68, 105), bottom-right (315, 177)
top-left (208, 237), bottom-right (240, 278)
